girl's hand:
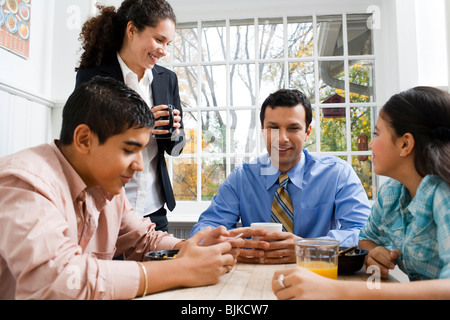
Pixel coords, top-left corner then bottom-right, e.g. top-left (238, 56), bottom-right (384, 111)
top-left (272, 267), bottom-right (339, 300)
top-left (366, 246), bottom-right (402, 279)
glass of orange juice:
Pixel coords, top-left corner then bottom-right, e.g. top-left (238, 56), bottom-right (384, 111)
top-left (295, 238), bottom-right (339, 279)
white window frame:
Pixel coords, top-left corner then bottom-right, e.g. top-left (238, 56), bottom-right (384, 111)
top-left (162, 5), bottom-right (384, 222)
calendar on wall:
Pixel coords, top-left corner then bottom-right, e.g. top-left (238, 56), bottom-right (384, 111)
top-left (0, 0), bottom-right (31, 59)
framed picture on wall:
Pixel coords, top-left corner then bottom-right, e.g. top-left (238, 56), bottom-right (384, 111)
top-left (0, 0), bottom-right (31, 59)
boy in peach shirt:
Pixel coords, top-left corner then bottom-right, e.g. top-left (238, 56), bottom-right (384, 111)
top-left (0, 77), bottom-right (247, 300)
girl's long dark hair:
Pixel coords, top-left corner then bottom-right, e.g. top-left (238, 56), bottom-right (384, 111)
top-left (380, 86), bottom-right (450, 186)
top-left (76, 0), bottom-right (176, 71)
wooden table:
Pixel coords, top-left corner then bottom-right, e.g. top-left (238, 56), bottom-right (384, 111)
top-left (137, 263), bottom-right (409, 300)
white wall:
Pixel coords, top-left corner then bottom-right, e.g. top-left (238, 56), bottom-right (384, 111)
top-left (415, 0), bottom-right (448, 88)
top-left (0, 0), bottom-right (55, 157)
top-left (49, 0), bottom-right (93, 142)
top-left (393, 0), bottom-right (448, 91)
top-left (51, 0), bottom-right (92, 102)
top-left (0, 91), bottom-right (52, 157)
top-left (0, 1), bottom-right (95, 157)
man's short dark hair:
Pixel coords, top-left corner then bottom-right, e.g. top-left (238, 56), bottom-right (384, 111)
top-left (260, 89), bottom-right (313, 131)
top-left (60, 76), bottom-right (154, 145)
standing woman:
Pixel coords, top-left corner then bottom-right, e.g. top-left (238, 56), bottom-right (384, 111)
top-left (75, 0), bottom-right (185, 231)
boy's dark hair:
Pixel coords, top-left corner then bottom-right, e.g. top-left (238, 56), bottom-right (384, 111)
top-left (60, 76), bottom-right (154, 145)
top-left (260, 89), bottom-right (313, 131)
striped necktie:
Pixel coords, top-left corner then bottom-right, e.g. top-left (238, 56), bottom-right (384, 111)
top-left (271, 173), bottom-right (294, 233)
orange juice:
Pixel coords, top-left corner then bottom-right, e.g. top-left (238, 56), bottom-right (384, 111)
top-left (297, 260), bottom-right (338, 279)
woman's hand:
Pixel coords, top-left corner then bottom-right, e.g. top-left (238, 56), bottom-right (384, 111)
top-left (151, 104), bottom-right (181, 136)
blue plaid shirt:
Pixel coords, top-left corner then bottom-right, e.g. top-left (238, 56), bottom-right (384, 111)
top-left (360, 175), bottom-right (450, 281)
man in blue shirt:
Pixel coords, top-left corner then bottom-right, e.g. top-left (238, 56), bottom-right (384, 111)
top-left (190, 89), bottom-right (371, 264)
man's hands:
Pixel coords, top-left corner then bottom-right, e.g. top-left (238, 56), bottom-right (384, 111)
top-left (177, 225), bottom-right (301, 283)
top-left (232, 228), bottom-right (301, 264)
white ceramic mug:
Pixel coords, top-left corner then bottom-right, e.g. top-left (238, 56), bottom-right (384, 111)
top-left (251, 222), bottom-right (283, 241)
top-left (250, 222), bottom-right (283, 237)
top-left (250, 223), bottom-right (283, 263)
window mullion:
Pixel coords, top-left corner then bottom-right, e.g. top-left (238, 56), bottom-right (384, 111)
top-left (197, 20), bottom-right (203, 202)
top-left (342, 13), bottom-right (352, 162)
top-left (283, 16), bottom-right (289, 90)
top-left (226, 19), bottom-right (231, 176)
top-left (312, 14), bottom-right (320, 153)
top-left (255, 18), bottom-right (262, 154)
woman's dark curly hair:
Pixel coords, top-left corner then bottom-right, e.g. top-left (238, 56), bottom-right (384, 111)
top-left (76, 0), bottom-right (176, 71)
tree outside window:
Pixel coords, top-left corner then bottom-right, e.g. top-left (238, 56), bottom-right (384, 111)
top-left (163, 13), bottom-right (376, 202)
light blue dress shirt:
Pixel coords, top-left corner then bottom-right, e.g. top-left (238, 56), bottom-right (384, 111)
top-left (190, 150), bottom-right (371, 247)
top-left (360, 175), bottom-right (450, 280)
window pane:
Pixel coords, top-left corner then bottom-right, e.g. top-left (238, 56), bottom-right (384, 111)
top-left (170, 13), bottom-right (378, 205)
top-left (289, 61), bottom-right (315, 103)
top-left (317, 15), bottom-right (343, 56)
top-left (258, 17), bottom-right (284, 59)
top-left (352, 156), bottom-right (373, 200)
top-left (259, 62), bottom-right (285, 104)
top-left (173, 158), bottom-right (197, 201)
top-left (319, 60), bottom-right (345, 103)
top-left (201, 157), bottom-right (226, 200)
top-left (287, 16), bottom-right (314, 58)
top-left (230, 155), bottom-right (253, 172)
top-left (202, 20), bottom-right (226, 61)
top-left (230, 19), bottom-right (255, 60)
top-left (181, 111), bottom-right (199, 154)
top-left (320, 108), bottom-right (347, 152)
top-left (174, 24), bottom-right (199, 63)
top-left (230, 109), bottom-right (258, 154)
top-left (347, 14), bottom-right (373, 55)
top-left (230, 64), bottom-right (255, 106)
top-left (349, 59), bottom-right (375, 102)
top-left (202, 110), bottom-right (226, 154)
top-left (175, 66), bottom-right (198, 108)
top-left (201, 65), bottom-right (227, 107)
top-left (304, 109), bottom-right (317, 153)
top-left (350, 106), bottom-right (373, 152)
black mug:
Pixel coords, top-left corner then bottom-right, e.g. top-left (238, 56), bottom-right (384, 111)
top-left (153, 104), bottom-right (175, 139)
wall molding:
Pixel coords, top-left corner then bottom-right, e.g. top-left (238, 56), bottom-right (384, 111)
top-left (0, 81), bottom-right (55, 108)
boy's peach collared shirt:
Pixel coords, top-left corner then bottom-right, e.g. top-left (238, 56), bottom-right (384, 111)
top-left (0, 142), bottom-right (182, 300)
